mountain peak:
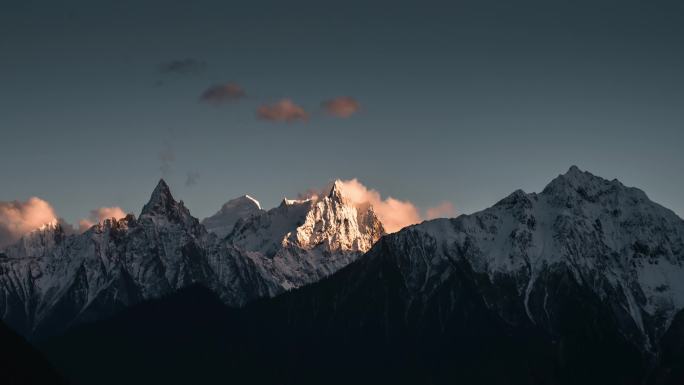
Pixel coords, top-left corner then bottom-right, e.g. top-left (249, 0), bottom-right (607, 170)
top-left (544, 166), bottom-right (609, 192)
top-left (566, 164), bottom-right (581, 174)
top-left (561, 165), bottom-right (595, 183)
top-left (541, 166), bottom-right (652, 209)
top-left (203, 194), bottom-right (264, 238)
top-left (219, 195), bottom-right (262, 211)
top-left (140, 179), bottom-right (179, 217)
top-left (328, 180), bottom-right (345, 201)
top-left (291, 181), bottom-right (385, 253)
top-left (239, 195), bottom-right (261, 210)
top-left (153, 178), bottom-right (172, 196)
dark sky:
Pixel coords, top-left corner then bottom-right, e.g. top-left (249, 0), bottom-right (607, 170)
top-left (1, 0), bottom-right (683, 224)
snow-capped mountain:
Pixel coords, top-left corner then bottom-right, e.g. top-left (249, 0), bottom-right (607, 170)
top-left (204, 166), bottom-right (684, 383)
top-left (201, 195), bottom-right (264, 238)
top-left (227, 180), bottom-right (385, 289)
top-left (378, 165), bottom-right (684, 351)
top-left (0, 179), bottom-right (384, 338)
top-left (0, 180), bottom-right (215, 337)
top-left (41, 167), bottom-right (684, 385)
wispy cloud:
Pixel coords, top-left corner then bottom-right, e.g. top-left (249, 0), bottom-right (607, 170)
top-left (257, 99), bottom-right (308, 122)
top-left (159, 59), bottom-right (207, 75)
top-left (186, 171), bottom-right (200, 187)
top-left (321, 96), bottom-right (361, 118)
top-left (200, 83), bottom-right (246, 104)
top-left (158, 143), bottom-right (175, 177)
top-left (425, 201), bottom-right (456, 220)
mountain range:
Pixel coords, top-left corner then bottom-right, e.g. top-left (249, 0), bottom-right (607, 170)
top-left (0, 179), bottom-right (384, 338)
top-left (2, 166), bottom-right (684, 384)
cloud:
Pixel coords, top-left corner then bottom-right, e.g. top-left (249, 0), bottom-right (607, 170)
top-left (333, 179), bottom-right (420, 233)
top-left (159, 59), bottom-right (207, 75)
top-left (78, 206), bottom-right (128, 233)
top-left (158, 144), bottom-right (175, 177)
top-left (0, 197), bottom-right (59, 248)
top-left (425, 201), bottom-right (456, 220)
top-left (257, 99), bottom-right (308, 122)
top-left (200, 83), bottom-right (246, 104)
top-left (186, 171), bottom-right (200, 187)
top-left (321, 96), bottom-right (361, 118)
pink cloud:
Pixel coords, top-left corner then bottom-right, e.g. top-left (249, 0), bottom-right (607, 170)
top-left (200, 83), bottom-right (246, 104)
top-left (321, 96), bottom-right (361, 118)
top-left (425, 201), bottom-right (456, 220)
top-left (257, 99), bottom-right (308, 122)
top-left (78, 206), bottom-right (128, 233)
top-left (334, 179), bottom-right (420, 233)
top-left (0, 197), bottom-right (58, 248)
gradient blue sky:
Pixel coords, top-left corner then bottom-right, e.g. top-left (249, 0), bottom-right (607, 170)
top-left (1, 0), bottom-right (683, 225)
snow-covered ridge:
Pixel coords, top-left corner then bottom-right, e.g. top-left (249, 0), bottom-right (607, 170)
top-left (2, 167), bottom-right (682, 352)
top-left (202, 195), bottom-right (264, 238)
top-left (225, 180), bottom-right (385, 289)
top-left (3, 222), bottom-right (68, 259)
top-left (378, 166), bottom-right (684, 352)
top-left (0, 178), bottom-right (385, 337)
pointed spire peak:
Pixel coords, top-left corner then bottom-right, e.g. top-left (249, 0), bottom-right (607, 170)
top-left (328, 179), bottom-right (345, 200)
top-left (141, 179), bottom-right (178, 217)
top-left (152, 178), bottom-right (172, 197)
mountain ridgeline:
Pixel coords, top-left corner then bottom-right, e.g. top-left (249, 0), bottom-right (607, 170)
top-left (3, 167), bottom-right (684, 384)
top-left (0, 179), bottom-right (385, 339)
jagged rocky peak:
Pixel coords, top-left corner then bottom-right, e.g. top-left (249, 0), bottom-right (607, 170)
top-left (202, 194), bottom-right (265, 238)
top-left (229, 179), bottom-right (385, 255)
top-left (327, 179), bottom-right (346, 202)
top-left (139, 179), bottom-right (196, 224)
top-left (290, 180), bottom-right (385, 252)
top-left (90, 214), bottom-right (136, 234)
top-left (141, 179), bottom-right (176, 216)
